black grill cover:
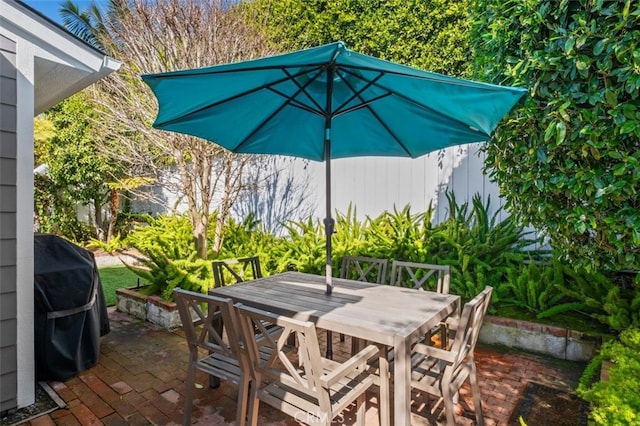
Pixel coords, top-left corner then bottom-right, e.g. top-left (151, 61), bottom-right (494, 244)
top-left (34, 234), bottom-right (110, 381)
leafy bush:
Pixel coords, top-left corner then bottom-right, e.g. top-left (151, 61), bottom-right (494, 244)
top-left (121, 214), bottom-right (208, 300)
top-left (87, 234), bottom-right (127, 254)
top-left (555, 269), bottom-right (640, 331)
top-left (498, 259), bottom-right (566, 315)
top-left (125, 214), bottom-right (195, 259)
top-left (578, 328), bottom-right (640, 425)
top-left (125, 249), bottom-right (211, 301)
top-left (217, 213), bottom-right (279, 272)
top-left (473, 0), bottom-right (640, 272)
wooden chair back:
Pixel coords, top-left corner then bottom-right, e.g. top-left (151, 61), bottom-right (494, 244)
top-left (174, 289), bottom-right (246, 374)
top-left (340, 255), bottom-right (388, 284)
top-left (235, 304), bottom-right (332, 413)
top-left (235, 303), bottom-right (379, 426)
top-left (212, 256), bottom-right (262, 288)
top-left (389, 261), bottom-right (450, 293)
top-left (174, 288), bottom-right (250, 425)
top-left (449, 286), bottom-right (493, 365)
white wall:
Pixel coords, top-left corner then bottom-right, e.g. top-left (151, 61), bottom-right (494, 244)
top-left (143, 143), bottom-right (506, 233)
top-left (263, 143), bottom-right (503, 226)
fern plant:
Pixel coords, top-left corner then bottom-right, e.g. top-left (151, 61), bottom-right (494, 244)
top-left (121, 214), bottom-right (210, 301)
top-left (123, 248), bottom-right (211, 301)
top-left (498, 259), bottom-right (565, 315)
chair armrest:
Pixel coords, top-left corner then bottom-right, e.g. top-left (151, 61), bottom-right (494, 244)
top-left (321, 344), bottom-right (379, 388)
top-left (412, 342), bottom-right (457, 363)
top-left (443, 315), bottom-right (459, 330)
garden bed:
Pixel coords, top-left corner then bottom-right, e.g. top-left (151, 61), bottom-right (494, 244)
top-left (115, 286), bottom-right (182, 329)
top-left (479, 315), bottom-right (602, 361)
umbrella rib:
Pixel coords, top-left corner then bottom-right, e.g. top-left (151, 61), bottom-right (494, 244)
top-left (154, 65), bottom-right (326, 128)
top-left (273, 67), bottom-right (326, 115)
top-left (232, 67), bottom-right (326, 152)
top-left (332, 70), bottom-right (385, 115)
top-left (341, 66), bottom-right (491, 137)
top-left (334, 68), bottom-right (412, 155)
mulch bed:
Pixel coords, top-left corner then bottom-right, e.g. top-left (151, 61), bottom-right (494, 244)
top-left (1, 383), bottom-right (65, 426)
top-left (509, 381), bottom-right (590, 426)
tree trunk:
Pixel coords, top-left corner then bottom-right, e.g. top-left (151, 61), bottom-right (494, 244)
top-left (94, 198), bottom-right (104, 240)
top-left (106, 188), bottom-right (119, 242)
top-left (194, 216), bottom-right (208, 259)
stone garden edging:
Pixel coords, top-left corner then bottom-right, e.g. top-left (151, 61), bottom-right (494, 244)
top-left (479, 315), bottom-right (601, 361)
top-left (115, 286), bottom-right (182, 330)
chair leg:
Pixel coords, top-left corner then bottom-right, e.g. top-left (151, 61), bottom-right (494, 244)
top-left (442, 384), bottom-right (457, 426)
top-left (246, 384), bottom-right (261, 426)
top-left (355, 393), bottom-right (366, 426)
top-left (182, 359), bottom-right (196, 426)
top-left (470, 363), bottom-right (484, 426)
top-left (235, 374), bottom-right (250, 426)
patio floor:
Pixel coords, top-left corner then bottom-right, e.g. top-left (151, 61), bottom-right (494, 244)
top-left (25, 307), bottom-right (586, 426)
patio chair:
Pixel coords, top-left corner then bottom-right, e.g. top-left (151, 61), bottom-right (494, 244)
top-left (408, 286), bottom-right (493, 425)
top-left (173, 288), bottom-right (250, 426)
top-left (212, 256), bottom-right (262, 288)
top-left (340, 255), bottom-right (389, 284)
top-left (390, 261), bottom-right (452, 347)
top-left (212, 256), bottom-right (291, 348)
top-left (235, 303), bottom-right (381, 426)
top-left (389, 260), bottom-right (450, 293)
top-left (338, 255), bottom-right (389, 352)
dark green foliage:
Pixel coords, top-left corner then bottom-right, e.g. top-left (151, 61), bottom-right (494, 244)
top-left (244, 0), bottom-right (472, 77)
top-left (35, 94), bottom-right (115, 243)
top-left (472, 0), bottom-right (640, 272)
top-left (578, 328), bottom-right (640, 425)
top-left (556, 268), bottom-right (640, 331)
top-left (434, 194), bottom-right (538, 301)
top-left (499, 259), bottom-right (566, 315)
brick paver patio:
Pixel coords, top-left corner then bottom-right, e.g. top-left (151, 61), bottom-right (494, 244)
top-left (24, 307), bottom-right (585, 426)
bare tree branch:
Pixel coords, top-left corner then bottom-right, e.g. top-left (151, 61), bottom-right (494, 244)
top-left (86, 0), bottom-right (276, 257)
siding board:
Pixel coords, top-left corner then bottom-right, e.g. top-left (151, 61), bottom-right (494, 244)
top-left (0, 31), bottom-right (17, 413)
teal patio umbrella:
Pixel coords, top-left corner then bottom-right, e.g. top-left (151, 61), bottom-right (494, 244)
top-left (142, 41), bottom-right (526, 295)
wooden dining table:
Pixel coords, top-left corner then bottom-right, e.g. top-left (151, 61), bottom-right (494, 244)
top-left (209, 271), bottom-right (460, 426)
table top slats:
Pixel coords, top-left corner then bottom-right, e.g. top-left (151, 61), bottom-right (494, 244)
top-left (210, 272), bottom-right (459, 345)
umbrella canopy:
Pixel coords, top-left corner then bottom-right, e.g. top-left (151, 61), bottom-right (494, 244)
top-left (142, 41), bottom-right (526, 294)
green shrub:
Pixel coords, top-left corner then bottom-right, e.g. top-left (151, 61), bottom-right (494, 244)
top-left (87, 234), bottom-right (126, 254)
top-left (578, 328), bottom-right (640, 425)
top-left (121, 214), bottom-right (208, 300)
top-left (555, 269), bottom-right (640, 331)
top-left (217, 213), bottom-right (279, 272)
top-left (124, 248), bottom-right (211, 301)
top-left (498, 259), bottom-right (565, 315)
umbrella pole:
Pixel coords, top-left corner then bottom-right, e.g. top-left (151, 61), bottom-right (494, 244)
top-left (324, 66), bottom-right (335, 359)
top-left (324, 66), bottom-right (335, 297)
top-left (323, 136), bottom-right (335, 360)
top-left (324, 147), bottom-right (334, 296)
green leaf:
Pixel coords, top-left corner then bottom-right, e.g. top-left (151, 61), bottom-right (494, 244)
top-left (564, 37), bottom-right (575, 53)
top-left (555, 121), bottom-right (567, 145)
